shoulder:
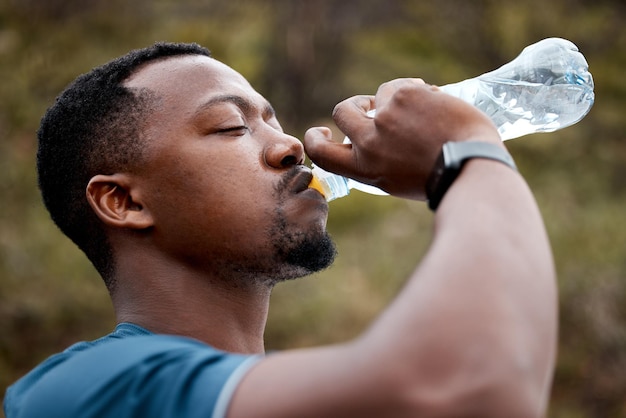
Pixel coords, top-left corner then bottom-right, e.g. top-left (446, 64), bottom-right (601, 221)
top-left (4, 330), bottom-right (260, 418)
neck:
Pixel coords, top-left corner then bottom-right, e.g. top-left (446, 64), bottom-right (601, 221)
top-left (111, 259), bottom-right (273, 355)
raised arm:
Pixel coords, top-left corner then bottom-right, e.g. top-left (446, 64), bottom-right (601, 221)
top-left (228, 79), bottom-right (557, 418)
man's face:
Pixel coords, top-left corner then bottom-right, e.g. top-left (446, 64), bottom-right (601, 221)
top-left (124, 55), bottom-right (335, 286)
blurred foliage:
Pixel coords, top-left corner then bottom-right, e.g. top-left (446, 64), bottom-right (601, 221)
top-left (1, 0), bottom-right (625, 417)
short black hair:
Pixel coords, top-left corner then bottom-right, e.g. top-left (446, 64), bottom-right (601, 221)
top-left (37, 42), bottom-right (211, 290)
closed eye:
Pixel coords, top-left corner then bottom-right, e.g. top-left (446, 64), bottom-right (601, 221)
top-left (218, 126), bottom-right (249, 135)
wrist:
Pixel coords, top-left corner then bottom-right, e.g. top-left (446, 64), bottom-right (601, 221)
top-left (425, 141), bottom-right (517, 211)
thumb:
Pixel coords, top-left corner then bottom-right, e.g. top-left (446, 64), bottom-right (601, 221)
top-left (303, 127), bottom-right (354, 177)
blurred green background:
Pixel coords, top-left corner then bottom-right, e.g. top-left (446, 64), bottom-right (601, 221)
top-left (1, 0), bottom-right (625, 416)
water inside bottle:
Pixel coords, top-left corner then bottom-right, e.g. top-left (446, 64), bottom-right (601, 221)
top-left (448, 77), bottom-right (594, 140)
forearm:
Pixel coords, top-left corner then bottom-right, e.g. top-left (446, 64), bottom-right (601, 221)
top-left (359, 158), bottom-right (557, 416)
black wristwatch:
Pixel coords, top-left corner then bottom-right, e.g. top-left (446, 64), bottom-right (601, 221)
top-left (425, 141), bottom-right (517, 211)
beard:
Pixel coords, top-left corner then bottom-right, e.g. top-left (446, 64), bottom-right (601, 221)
top-left (217, 168), bottom-right (337, 289)
top-left (267, 214), bottom-right (337, 285)
top-left (214, 203), bottom-right (336, 290)
top-left (256, 167), bottom-right (337, 286)
top-left (222, 215), bottom-right (336, 289)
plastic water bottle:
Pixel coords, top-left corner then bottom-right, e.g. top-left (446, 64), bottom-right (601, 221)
top-left (309, 37), bottom-right (595, 201)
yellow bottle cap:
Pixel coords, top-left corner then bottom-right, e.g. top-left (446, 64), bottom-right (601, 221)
top-left (308, 175), bottom-right (326, 198)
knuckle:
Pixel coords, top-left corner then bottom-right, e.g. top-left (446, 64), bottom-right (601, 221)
top-left (331, 101), bottom-right (345, 120)
top-left (394, 84), bottom-right (420, 103)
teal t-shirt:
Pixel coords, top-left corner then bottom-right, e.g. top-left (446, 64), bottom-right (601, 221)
top-left (3, 323), bottom-right (260, 418)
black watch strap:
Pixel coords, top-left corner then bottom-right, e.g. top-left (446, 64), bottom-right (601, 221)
top-left (426, 141), bottom-right (517, 211)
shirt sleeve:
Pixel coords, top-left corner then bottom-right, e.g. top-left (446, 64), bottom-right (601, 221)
top-left (8, 334), bottom-right (261, 418)
top-left (211, 355), bottom-right (261, 418)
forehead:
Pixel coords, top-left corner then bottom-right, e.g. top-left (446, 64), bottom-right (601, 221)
top-left (124, 55), bottom-right (263, 115)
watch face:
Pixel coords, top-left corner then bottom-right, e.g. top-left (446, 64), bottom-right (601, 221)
top-left (426, 151), bottom-right (445, 197)
top-left (426, 146), bottom-right (460, 210)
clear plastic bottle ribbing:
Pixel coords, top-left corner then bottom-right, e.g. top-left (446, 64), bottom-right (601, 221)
top-left (310, 37), bottom-right (595, 201)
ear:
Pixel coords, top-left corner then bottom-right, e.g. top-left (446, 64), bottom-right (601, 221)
top-left (86, 174), bottom-right (154, 230)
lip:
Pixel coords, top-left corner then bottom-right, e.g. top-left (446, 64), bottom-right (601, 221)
top-left (290, 167), bottom-right (315, 194)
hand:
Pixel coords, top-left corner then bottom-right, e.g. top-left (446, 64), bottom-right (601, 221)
top-left (304, 78), bottom-right (502, 200)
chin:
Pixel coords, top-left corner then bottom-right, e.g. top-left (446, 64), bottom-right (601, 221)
top-left (255, 229), bottom-right (337, 287)
top-left (284, 231), bottom-right (336, 274)
top-left (259, 199), bottom-right (336, 285)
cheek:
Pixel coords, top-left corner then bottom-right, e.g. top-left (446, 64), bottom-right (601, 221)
top-left (155, 144), bottom-right (269, 210)
top-left (149, 190), bottom-right (277, 263)
top-left (146, 162), bottom-right (281, 255)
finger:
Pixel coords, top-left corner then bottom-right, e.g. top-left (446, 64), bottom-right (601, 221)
top-left (332, 95), bottom-right (375, 145)
top-left (376, 78), bottom-right (426, 98)
top-left (303, 127), bottom-right (355, 177)
top-left (373, 78), bottom-right (428, 111)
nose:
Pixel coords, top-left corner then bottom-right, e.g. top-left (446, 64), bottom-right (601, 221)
top-left (264, 133), bottom-right (305, 169)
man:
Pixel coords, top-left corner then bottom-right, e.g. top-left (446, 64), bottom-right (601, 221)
top-left (4, 42), bottom-right (557, 417)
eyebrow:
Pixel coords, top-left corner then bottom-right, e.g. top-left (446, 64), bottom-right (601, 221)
top-left (193, 94), bottom-right (276, 120)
